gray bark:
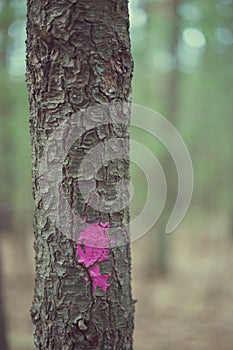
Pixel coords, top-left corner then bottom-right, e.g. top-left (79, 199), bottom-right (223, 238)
top-left (26, 1), bottom-right (134, 349)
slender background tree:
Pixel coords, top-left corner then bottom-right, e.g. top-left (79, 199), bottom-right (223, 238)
top-left (0, 254), bottom-right (8, 350)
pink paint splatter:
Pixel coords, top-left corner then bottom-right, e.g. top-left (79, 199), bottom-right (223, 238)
top-left (77, 221), bottom-right (112, 293)
top-left (77, 222), bottom-right (111, 267)
top-left (89, 265), bottom-right (110, 293)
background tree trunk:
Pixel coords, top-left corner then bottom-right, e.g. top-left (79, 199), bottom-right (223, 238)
top-left (0, 0), bottom-right (12, 67)
top-left (26, 1), bottom-right (134, 349)
top-left (144, 0), bottom-right (181, 276)
top-left (0, 253), bottom-right (8, 350)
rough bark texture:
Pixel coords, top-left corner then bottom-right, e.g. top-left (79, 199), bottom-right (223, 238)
top-left (26, 1), bottom-right (134, 349)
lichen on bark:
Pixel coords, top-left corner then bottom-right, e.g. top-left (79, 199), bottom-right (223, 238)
top-left (26, 1), bottom-right (134, 349)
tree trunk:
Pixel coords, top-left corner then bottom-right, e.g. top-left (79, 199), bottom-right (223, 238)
top-left (154, 0), bottom-right (181, 275)
top-left (0, 253), bottom-right (8, 350)
top-left (0, 0), bottom-right (11, 67)
top-left (145, 0), bottom-right (181, 276)
top-left (0, 2), bottom-right (12, 348)
top-left (26, 1), bottom-right (134, 349)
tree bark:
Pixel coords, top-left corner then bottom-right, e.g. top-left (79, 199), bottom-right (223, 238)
top-left (26, 1), bottom-right (134, 349)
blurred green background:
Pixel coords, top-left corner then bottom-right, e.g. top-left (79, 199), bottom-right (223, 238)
top-left (0, 0), bottom-right (232, 349)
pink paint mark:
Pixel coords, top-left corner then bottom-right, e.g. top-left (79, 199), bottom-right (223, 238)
top-left (89, 265), bottom-right (110, 293)
top-left (77, 221), bottom-right (112, 293)
top-left (77, 222), bottom-right (111, 268)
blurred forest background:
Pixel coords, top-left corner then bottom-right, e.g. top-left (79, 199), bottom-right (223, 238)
top-left (0, 0), bottom-right (232, 349)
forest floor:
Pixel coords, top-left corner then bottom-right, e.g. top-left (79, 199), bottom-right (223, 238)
top-left (1, 220), bottom-right (233, 350)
